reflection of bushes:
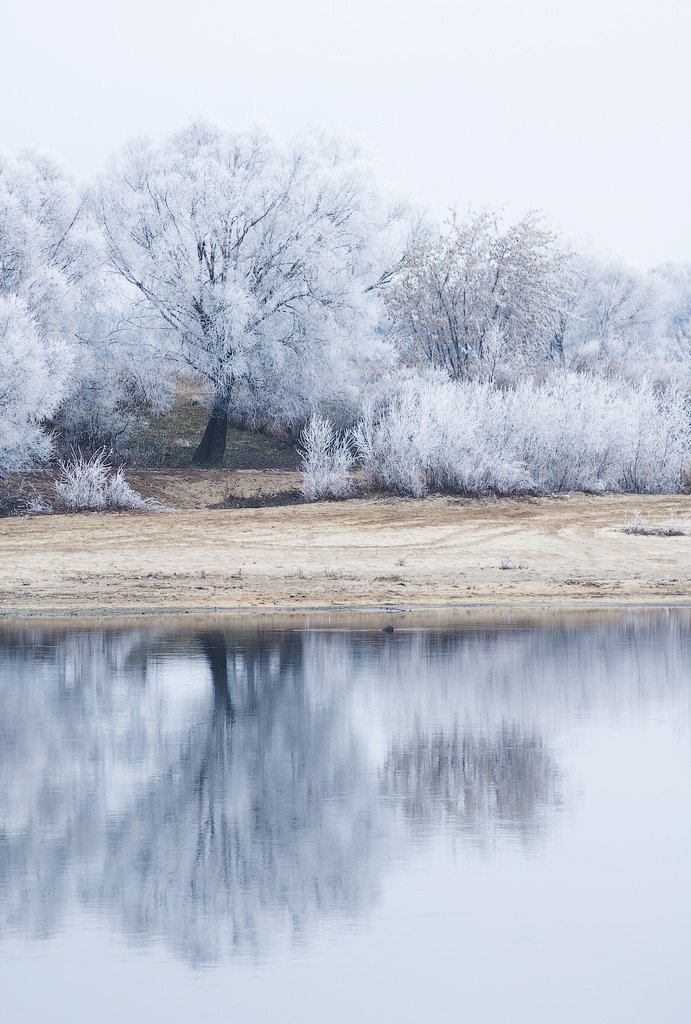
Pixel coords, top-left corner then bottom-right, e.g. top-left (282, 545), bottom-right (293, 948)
top-left (381, 727), bottom-right (560, 837)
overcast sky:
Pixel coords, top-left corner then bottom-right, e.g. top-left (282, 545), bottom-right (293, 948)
top-left (3, 0), bottom-right (690, 267)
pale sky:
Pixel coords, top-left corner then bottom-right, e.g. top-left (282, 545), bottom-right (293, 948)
top-left (3, 0), bottom-right (690, 267)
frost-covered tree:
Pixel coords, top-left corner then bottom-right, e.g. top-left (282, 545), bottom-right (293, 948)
top-left (0, 153), bottom-right (80, 469)
top-left (554, 252), bottom-right (664, 367)
top-left (94, 122), bottom-right (400, 464)
top-left (0, 152), bottom-right (83, 317)
top-left (651, 262), bottom-right (691, 359)
top-left (63, 265), bottom-right (175, 451)
top-left (386, 209), bottom-right (568, 379)
top-left (0, 148), bottom-right (172, 462)
top-left (0, 295), bottom-right (73, 468)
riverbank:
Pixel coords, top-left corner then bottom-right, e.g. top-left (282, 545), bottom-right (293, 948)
top-left (1, 472), bottom-right (690, 618)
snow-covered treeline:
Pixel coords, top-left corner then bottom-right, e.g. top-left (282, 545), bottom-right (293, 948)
top-left (1, 122), bottom-right (690, 491)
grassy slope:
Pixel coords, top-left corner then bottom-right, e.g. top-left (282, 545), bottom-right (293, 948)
top-left (127, 392), bottom-right (299, 470)
top-left (1, 393), bottom-right (300, 516)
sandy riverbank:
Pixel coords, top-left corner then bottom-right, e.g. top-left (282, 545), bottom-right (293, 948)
top-left (1, 471), bottom-right (690, 618)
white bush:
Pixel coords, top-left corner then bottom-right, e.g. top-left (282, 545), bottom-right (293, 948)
top-left (54, 450), bottom-right (162, 511)
top-left (299, 414), bottom-right (354, 501)
top-left (352, 374), bottom-right (690, 496)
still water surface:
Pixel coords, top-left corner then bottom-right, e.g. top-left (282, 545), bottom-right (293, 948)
top-left (0, 612), bottom-right (690, 1022)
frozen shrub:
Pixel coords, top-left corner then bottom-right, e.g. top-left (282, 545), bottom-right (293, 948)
top-left (512, 375), bottom-right (690, 493)
top-left (299, 414), bottom-right (354, 501)
top-left (54, 450), bottom-right (162, 511)
top-left (353, 374), bottom-right (690, 496)
top-left (353, 382), bottom-right (528, 496)
top-left (623, 511), bottom-right (648, 535)
top-left (367, 382), bottom-right (531, 495)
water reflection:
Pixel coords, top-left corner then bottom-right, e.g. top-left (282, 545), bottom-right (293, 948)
top-left (381, 727), bottom-right (560, 842)
top-left (0, 612), bottom-right (689, 965)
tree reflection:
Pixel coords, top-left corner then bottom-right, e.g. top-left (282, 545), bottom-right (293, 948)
top-left (0, 627), bottom-right (380, 963)
top-left (86, 629), bottom-right (378, 963)
top-left (1, 614), bottom-right (685, 964)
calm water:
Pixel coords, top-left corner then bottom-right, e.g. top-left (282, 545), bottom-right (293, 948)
top-left (0, 612), bottom-right (690, 1022)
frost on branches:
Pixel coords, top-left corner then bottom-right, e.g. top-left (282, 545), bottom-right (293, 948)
top-left (386, 210), bottom-right (568, 379)
top-left (299, 414), bottom-right (354, 500)
top-left (351, 375), bottom-right (690, 496)
top-left (554, 253), bottom-right (663, 368)
top-left (54, 450), bottom-right (161, 511)
top-left (95, 122), bottom-right (401, 464)
top-left (0, 296), bottom-right (72, 469)
top-left (1, 125), bottom-right (690, 492)
top-left (385, 209), bottom-right (689, 379)
top-left (0, 154), bottom-right (77, 470)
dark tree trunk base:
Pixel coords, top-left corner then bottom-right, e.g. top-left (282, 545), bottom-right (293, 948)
top-left (192, 413), bottom-right (229, 466)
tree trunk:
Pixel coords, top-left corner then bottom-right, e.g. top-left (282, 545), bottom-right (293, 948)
top-left (192, 410), bottom-right (229, 465)
top-left (550, 319), bottom-right (566, 364)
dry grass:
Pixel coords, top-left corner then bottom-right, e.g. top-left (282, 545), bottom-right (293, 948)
top-left (0, 483), bottom-right (690, 615)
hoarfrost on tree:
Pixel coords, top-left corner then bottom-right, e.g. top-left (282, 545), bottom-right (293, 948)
top-left (385, 209), bottom-right (568, 379)
top-left (94, 121), bottom-right (402, 463)
top-left (0, 153), bottom-right (79, 469)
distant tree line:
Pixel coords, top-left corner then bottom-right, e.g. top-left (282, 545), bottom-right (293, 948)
top-left (1, 122), bottom-right (690, 489)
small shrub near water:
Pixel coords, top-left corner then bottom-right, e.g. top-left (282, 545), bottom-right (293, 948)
top-left (623, 511), bottom-right (686, 536)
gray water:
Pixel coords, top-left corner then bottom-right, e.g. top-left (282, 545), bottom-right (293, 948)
top-left (0, 612), bottom-right (690, 1023)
